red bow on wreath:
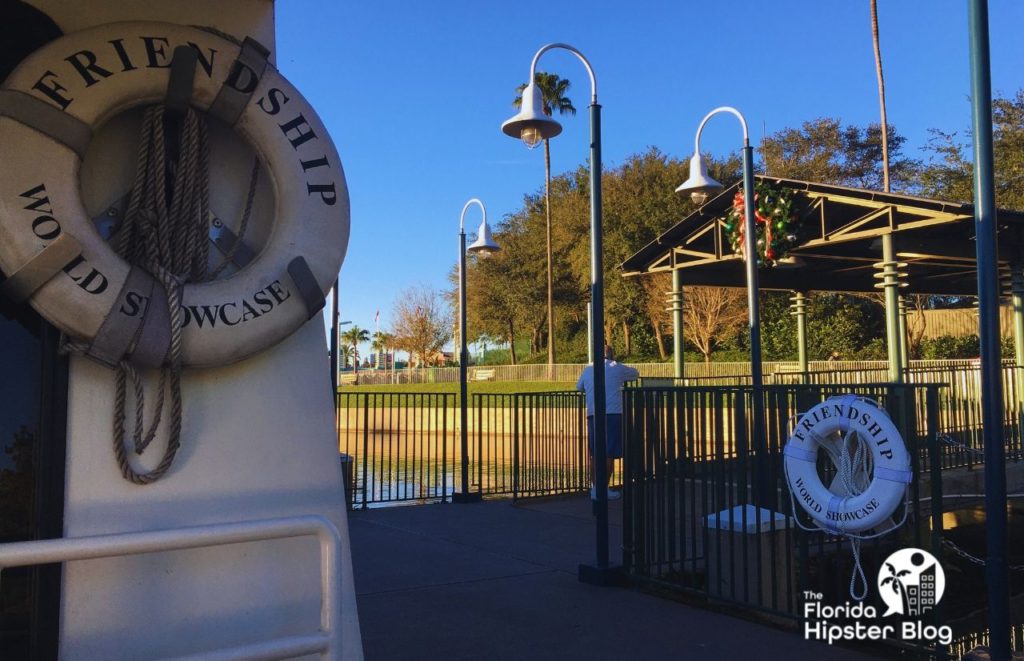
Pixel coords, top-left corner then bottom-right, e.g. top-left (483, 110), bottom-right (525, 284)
top-left (732, 191), bottom-right (775, 261)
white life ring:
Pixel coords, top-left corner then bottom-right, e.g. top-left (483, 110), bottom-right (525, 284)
top-left (0, 21), bottom-right (349, 368)
top-left (784, 394), bottom-right (911, 534)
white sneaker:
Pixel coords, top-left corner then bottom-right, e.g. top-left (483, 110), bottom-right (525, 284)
top-left (607, 489), bottom-right (621, 501)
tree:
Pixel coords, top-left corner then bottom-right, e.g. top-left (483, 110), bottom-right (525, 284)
top-left (641, 272), bottom-right (672, 359)
top-left (459, 193), bottom-right (560, 364)
top-left (919, 89), bottom-right (1024, 209)
top-left (392, 285), bottom-right (452, 368)
top-left (371, 330), bottom-right (394, 369)
top-left (581, 149), bottom-right (737, 359)
top-left (460, 148), bottom-right (738, 363)
top-left (514, 72), bottom-right (576, 366)
top-left (341, 325), bottom-right (369, 376)
top-left (759, 118), bottom-right (917, 191)
top-left (906, 296), bottom-right (928, 359)
top-left (683, 287), bottom-right (747, 363)
top-left (807, 294), bottom-right (884, 359)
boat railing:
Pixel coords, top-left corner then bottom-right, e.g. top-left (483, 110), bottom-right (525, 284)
top-left (0, 515), bottom-right (344, 661)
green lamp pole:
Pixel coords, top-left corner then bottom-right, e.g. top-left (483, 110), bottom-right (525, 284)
top-left (677, 107), bottom-right (769, 507)
top-left (453, 199), bottom-right (500, 504)
top-left (502, 43), bottom-right (613, 581)
top-left (968, 1), bottom-right (1009, 657)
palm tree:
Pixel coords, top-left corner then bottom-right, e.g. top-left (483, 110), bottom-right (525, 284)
top-left (371, 330), bottom-right (394, 370)
top-left (880, 562), bottom-right (912, 614)
top-left (514, 72), bottom-right (576, 367)
top-left (341, 325), bottom-right (370, 376)
top-left (871, 0), bottom-right (916, 370)
top-left (870, 0), bottom-right (890, 192)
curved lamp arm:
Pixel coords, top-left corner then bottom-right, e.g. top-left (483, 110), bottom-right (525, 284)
top-left (529, 43), bottom-right (598, 104)
top-left (693, 106), bottom-right (750, 153)
top-left (460, 198), bottom-right (486, 233)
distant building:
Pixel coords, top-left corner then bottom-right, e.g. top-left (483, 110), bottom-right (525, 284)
top-left (411, 350), bottom-right (453, 367)
top-left (370, 352), bottom-right (395, 369)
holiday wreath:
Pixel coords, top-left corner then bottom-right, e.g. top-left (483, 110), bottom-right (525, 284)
top-left (724, 182), bottom-right (800, 266)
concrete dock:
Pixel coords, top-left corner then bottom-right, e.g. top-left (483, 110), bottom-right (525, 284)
top-left (349, 495), bottom-right (877, 660)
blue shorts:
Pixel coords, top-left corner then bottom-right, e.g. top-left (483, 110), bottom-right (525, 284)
top-left (587, 414), bottom-right (623, 459)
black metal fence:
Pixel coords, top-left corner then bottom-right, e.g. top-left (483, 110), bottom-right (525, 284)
top-left (336, 365), bottom-right (1021, 508)
top-left (472, 392), bottom-right (591, 499)
top-left (777, 363), bottom-right (1024, 467)
top-left (337, 390), bottom-right (591, 507)
top-left (620, 382), bottom-right (1001, 657)
top-left (337, 392), bottom-right (455, 507)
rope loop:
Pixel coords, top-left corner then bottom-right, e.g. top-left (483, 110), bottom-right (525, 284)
top-left (59, 104), bottom-right (211, 484)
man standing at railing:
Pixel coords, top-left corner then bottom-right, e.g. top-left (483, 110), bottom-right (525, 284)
top-left (577, 345), bottom-right (639, 500)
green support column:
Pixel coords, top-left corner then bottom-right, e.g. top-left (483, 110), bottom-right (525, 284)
top-left (670, 269), bottom-right (684, 380)
top-left (790, 291), bottom-right (808, 377)
top-left (877, 235), bottom-right (904, 383)
top-left (898, 295), bottom-right (910, 370)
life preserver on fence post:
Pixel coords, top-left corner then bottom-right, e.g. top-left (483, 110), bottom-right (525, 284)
top-left (0, 21), bottom-right (349, 368)
top-left (783, 394), bottom-right (911, 534)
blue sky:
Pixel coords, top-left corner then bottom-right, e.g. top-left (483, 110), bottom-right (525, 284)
top-left (275, 1), bottom-right (1024, 352)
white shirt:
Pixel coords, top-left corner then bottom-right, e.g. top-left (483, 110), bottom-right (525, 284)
top-left (575, 360), bottom-right (640, 416)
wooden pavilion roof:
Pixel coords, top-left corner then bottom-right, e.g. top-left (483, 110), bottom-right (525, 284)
top-left (620, 176), bottom-right (1024, 296)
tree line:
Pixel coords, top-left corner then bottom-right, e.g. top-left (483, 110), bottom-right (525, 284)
top-left (382, 90), bottom-right (1024, 366)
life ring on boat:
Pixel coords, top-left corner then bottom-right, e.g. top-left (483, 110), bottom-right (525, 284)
top-left (0, 21), bottom-right (349, 368)
top-left (783, 394), bottom-right (911, 534)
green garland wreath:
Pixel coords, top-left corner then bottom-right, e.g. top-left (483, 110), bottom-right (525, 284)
top-left (723, 182), bottom-right (800, 266)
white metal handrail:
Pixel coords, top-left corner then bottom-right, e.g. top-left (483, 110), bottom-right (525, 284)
top-left (0, 515), bottom-right (343, 661)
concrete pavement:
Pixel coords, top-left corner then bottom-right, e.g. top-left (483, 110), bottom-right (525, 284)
top-left (349, 495), bottom-right (878, 661)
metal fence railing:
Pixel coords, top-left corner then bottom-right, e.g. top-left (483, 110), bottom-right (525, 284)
top-left (337, 392), bottom-right (456, 507)
top-left (342, 359), bottom-right (985, 386)
top-left (337, 390), bottom-right (592, 506)
top-left (768, 362), bottom-right (1024, 468)
top-left (472, 392), bottom-right (592, 500)
top-left (337, 362), bottom-right (1024, 508)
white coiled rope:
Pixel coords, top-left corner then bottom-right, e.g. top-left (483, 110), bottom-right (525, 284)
top-left (786, 404), bottom-right (909, 601)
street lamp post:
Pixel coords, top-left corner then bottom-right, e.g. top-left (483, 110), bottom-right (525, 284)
top-left (453, 198), bottom-right (500, 504)
top-left (328, 279), bottom-right (352, 393)
top-left (677, 107), bottom-right (769, 507)
top-left (502, 44), bottom-right (614, 582)
top-left (968, 1), bottom-right (1010, 657)
top-left (330, 280), bottom-right (339, 392)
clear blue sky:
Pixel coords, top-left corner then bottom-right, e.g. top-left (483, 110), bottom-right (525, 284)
top-left (275, 1), bottom-right (1024, 352)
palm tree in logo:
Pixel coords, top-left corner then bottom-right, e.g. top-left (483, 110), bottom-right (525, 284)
top-left (880, 562), bottom-right (912, 614)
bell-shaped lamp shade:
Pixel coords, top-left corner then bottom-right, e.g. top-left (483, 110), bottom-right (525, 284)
top-left (501, 81), bottom-right (561, 149)
top-left (675, 152), bottom-right (723, 205)
top-left (468, 218), bottom-right (500, 256)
